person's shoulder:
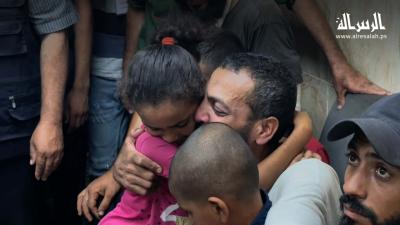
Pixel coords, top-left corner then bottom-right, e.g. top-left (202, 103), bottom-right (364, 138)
top-left (266, 159), bottom-right (342, 225)
top-left (269, 159), bottom-right (341, 202)
top-left (285, 159), bottom-right (339, 186)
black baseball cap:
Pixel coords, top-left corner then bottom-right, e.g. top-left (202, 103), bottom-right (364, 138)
top-left (328, 93), bottom-right (400, 166)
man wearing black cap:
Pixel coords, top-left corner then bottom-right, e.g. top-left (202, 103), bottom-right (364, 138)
top-left (328, 93), bottom-right (400, 225)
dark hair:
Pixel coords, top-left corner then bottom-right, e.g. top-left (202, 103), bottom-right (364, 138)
top-left (152, 13), bottom-right (207, 61)
top-left (120, 27), bottom-right (205, 110)
top-left (220, 53), bottom-right (297, 148)
top-left (174, 0), bottom-right (227, 24)
top-left (198, 29), bottom-right (245, 79)
top-left (169, 123), bottom-right (259, 202)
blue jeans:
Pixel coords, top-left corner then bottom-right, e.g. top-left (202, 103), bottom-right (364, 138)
top-left (87, 76), bottom-right (129, 178)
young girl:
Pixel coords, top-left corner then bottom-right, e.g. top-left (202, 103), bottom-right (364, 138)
top-left (98, 30), bottom-right (205, 224)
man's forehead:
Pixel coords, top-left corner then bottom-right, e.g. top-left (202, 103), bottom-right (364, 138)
top-left (350, 136), bottom-right (399, 168)
top-left (350, 135), bottom-right (376, 155)
top-left (210, 67), bottom-right (252, 79)
top-left (207, 68), bottom-right (254, 98)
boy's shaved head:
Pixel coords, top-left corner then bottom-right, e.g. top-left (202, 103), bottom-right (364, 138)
top-left (169, 123), bottom-right (259, 203)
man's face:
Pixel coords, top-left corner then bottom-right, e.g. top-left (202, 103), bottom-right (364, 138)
top-left (195, 68), bottom-right (255, 141)
top-left (179, 0), bottom-right (227, 23)
top-left (340, 134), bottom-right (400, 225)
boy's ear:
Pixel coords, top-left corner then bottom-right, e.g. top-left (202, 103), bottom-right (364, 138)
top-left (254, 116), bottom-right (279, 145)
top-left (208, 197), bottom-right (229, 224)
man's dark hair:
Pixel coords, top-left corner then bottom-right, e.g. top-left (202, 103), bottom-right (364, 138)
top-left (198, 29), bottom-right (244, 79)
top-left (220, 53), bottom-right (297, 148)
top-left (120, 30), bottom-right (205, 110)
top-left (169, 123), bottom-right (260, 202)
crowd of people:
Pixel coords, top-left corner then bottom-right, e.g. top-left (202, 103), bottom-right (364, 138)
top-left (0, 0), bottom-right (397, 225)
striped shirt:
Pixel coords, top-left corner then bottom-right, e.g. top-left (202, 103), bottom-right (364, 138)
top-left (92, 0), bottom-right (128, 15)
top-left (27, 0), bottom-right (78, 35)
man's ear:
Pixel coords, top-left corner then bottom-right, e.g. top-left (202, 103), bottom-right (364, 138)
top-left (208, 197), bottom-right (229, 224)
top-left (254, 117), bottom-right (279, 145)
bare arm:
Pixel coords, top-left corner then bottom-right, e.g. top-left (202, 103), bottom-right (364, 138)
top-left (65, 0), bottom-right (92, 131)
top-left (113, 5), bottom-right (158, 194)
top-left (123, 6), bottom-right (145, 73)
top-left (292, 0), bottom-right (390, 108)
top-left (112, 112), bottom-right (161, 194)
top-left (292, 0), bottom-right (341, 68)
top-left (30, 31), bottom-right (68, 181)
top-left (76, 8), bottom-right (153, 218)
top-left (258, 111), bottom-right (312, 190)
top-left (130, 112), bottom-right (143, 130)
top-left (77, 112), bottom-right (159, 220)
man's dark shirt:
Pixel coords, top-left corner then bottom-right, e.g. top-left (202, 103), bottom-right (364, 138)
top-left (222, 0), bottom-right (302, 83)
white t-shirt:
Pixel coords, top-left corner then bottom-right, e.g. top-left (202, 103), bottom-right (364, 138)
top-left (266, 159), bottom-right (343, 225)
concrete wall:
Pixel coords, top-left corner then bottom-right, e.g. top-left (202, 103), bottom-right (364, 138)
top-left (293, 0), bottom-right (400, 137)
top-left (289, 0), bottom-right (399, 181)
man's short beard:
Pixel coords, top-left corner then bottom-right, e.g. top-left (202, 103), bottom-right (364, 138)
top-left (339, 194), bottom-right (400, 225)
top-left (237, 120), bottom-right (254, 143)
top-left (340, 215), bottom-right (400, 225)
top-left (339, 194), bottom-right (378, 225)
